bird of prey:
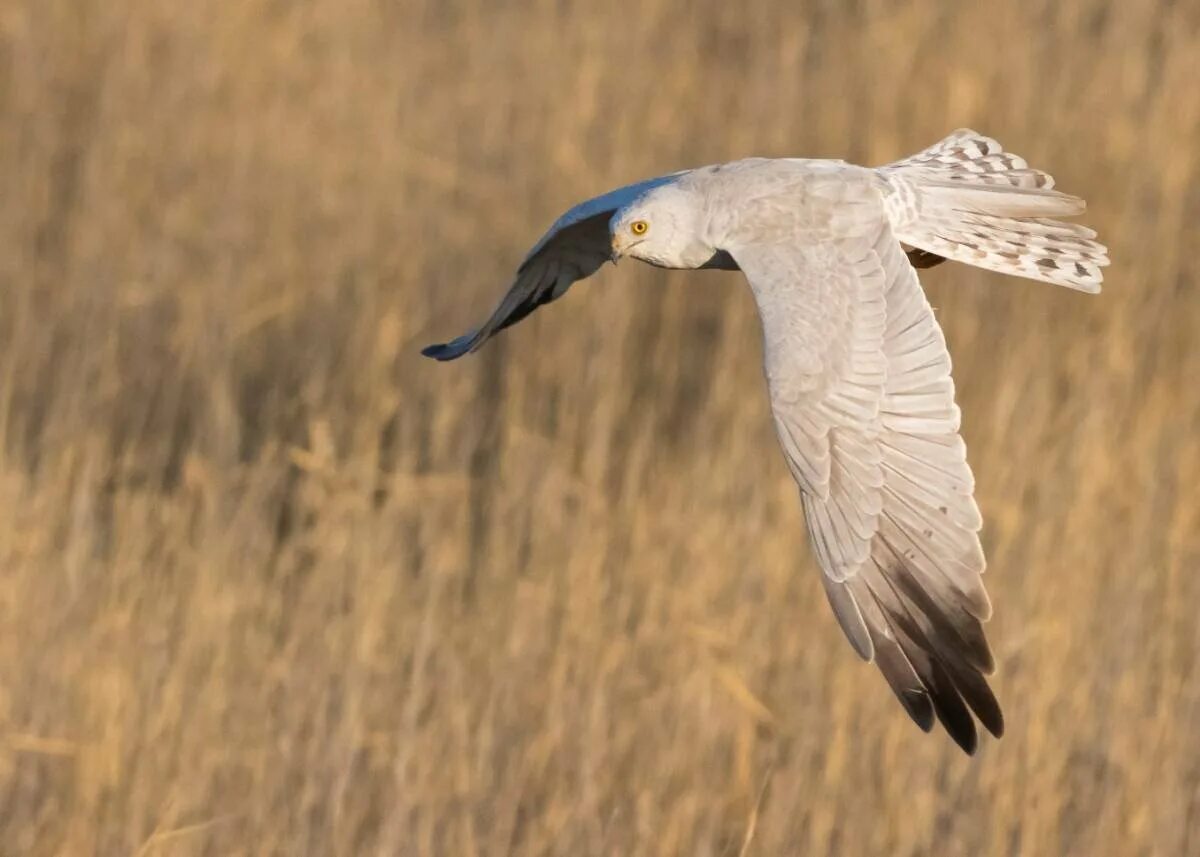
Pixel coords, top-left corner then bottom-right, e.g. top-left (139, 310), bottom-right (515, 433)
top-left (423, 130), bottom-right (1108, 754)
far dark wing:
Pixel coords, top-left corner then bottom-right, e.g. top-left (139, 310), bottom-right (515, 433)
top-left (422, 172), bottom-right (686, 361)
top-left (421, 210), bottom-right (611, 360)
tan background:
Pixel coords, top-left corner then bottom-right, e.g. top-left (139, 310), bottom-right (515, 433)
top-left (1, 1), bottom-right (1198, 854)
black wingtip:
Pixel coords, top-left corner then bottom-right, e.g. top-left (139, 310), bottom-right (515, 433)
top-left (421, 342), bottom-right (458, 361)
top-left (985, 708), bottom-right (1006, 740)
top-left (931, 686), bottom-right (979, 756)
top-left (420, 332), bottom-right (478, 362)
top-left (901, 689), bottom-right (937, 733)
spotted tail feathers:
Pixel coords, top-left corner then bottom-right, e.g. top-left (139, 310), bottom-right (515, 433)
top-left (881, 129), bottom-right (1109, 293)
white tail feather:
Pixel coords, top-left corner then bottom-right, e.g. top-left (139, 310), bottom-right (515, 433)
top-left (880, 130), bottom-right (1109, 293)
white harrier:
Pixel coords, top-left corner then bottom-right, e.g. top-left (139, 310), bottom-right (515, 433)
top-left (424, 130), bottom-right (1108, 754)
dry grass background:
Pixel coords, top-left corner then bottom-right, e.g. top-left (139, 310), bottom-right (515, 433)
top-left (0, 1), bottom-right (1198, 854)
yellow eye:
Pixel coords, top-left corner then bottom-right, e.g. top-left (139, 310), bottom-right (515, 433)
top-left (630, 220), bottom-right (649, 235)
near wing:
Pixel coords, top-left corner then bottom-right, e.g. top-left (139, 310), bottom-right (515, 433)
top-left (422, 172), bottom-right (686, 361)
top-left (730, 219), bottom-right (1003, 754)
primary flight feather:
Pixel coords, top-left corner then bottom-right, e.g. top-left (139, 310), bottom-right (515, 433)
top-left (423, 129), bottom-right (1109, 754)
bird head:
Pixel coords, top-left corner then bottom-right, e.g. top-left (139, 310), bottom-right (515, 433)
top-left (610, 184), bottom-right (715, 269)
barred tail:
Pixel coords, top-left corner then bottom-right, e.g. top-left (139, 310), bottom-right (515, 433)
top-left (880, 129), bottom-right (1110, 293)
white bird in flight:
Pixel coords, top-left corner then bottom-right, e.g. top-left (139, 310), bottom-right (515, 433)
top-left (424, 130), bottom-right (1109, 754)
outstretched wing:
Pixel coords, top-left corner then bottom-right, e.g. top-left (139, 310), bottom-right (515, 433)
top-left (422, 172), bottom-right (687, 361)
top-left (730, 216), bottom-right (1002, 754)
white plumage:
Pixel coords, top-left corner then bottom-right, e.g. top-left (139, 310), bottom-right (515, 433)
top-left (424, 130), bottom-right (1109, 753)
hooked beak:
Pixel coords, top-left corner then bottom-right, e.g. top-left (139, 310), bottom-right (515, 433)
top-left (610, 234), bottom-right (623, 264)
top-left (611, 232), bottom-right (641, 263)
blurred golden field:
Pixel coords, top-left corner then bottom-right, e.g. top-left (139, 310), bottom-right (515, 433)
top-left (1, 1), bottom-right (1198, 854)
